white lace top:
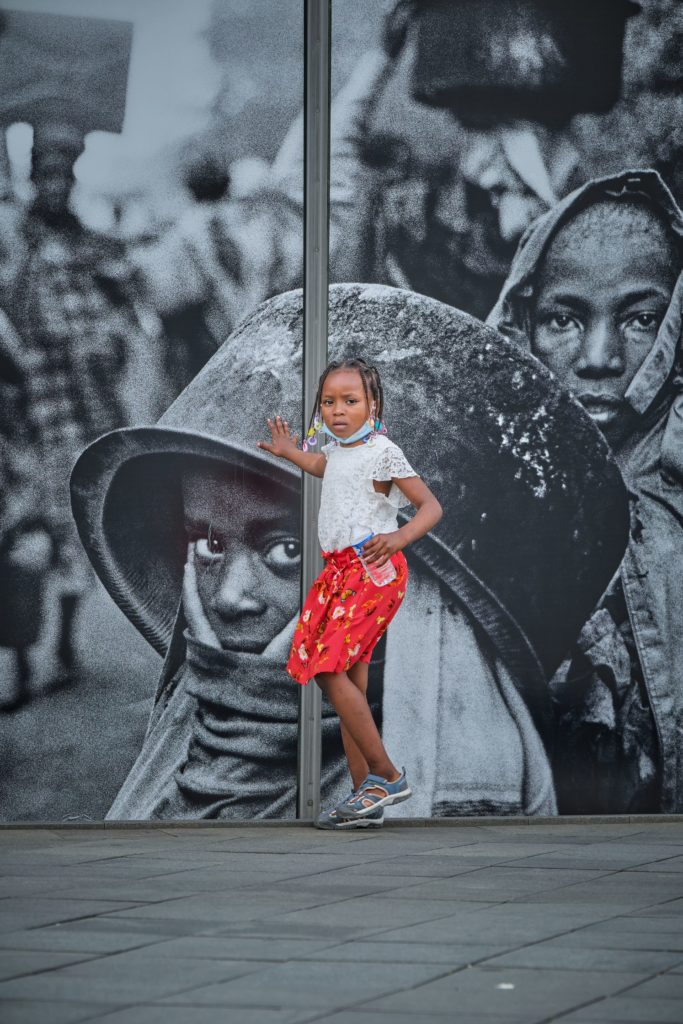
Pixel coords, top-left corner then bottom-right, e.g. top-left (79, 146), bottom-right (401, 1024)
top-left (317, 434), bottom-right (418, 552)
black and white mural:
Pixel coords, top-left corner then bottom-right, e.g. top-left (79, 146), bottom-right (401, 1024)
top-left (1, 0), bottom-right (682, 821)
top-left (328, 0), bottom-right (683, 816)
top-left (0, 0), bottom-right (305, 820)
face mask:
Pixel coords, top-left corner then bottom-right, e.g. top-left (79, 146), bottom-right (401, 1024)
top-left (322, 421), bottom-right (373, 445)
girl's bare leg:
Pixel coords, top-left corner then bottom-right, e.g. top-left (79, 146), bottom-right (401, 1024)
top-left (340, 662), bottom-right (370, 788)
top-left (316, 668), bottom-right (398, 783)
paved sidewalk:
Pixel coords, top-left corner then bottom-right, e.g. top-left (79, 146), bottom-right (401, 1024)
top-left (1, 821), bottom-right (682, 1023)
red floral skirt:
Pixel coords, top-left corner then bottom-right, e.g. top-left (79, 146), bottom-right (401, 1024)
top-left (286, 546), bottom-right (408, 685)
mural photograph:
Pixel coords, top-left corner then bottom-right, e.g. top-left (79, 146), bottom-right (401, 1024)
top-left (1, 0), bottom-right (682, 823)
top-left (0, 0), bottom-right (305, 820)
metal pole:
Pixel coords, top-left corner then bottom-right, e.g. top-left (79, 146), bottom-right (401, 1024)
top-left (297, 0), bottom-right (330, 820)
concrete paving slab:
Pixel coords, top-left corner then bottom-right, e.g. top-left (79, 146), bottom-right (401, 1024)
top-left (89, 1007), bottom-right (316, 1024)
top-left (243, 878), bottom-right (423, 901)
top-left (0, 898), bottom-right (146, 933)
top-left (629, 898), bottom-right (683, 917)
top-left (330, 854), bottom-right (519, 876)
top-left (209, 919), bottom-right (370, 941)
top-left (0, 950), bottom-right (99, 982)
top-left (625, 972), bottom-right (683, 999)
top-left (546, 930), bottom-right (683, 953)
top-left (373, 865), bottom-right (612, 900)
top-left (361, 965), bottom-right (646, 1017)
top-left (559, 995), bottom-right (683, 1021)
top-left (407, 840), bottom-right (563, 860)
top-left (260, 895), bottom-right (483, 933)
top-left (100, 889), bottom-right (349, 924)
top-left (295, 939), bottom-right (507, 965)
top-left (309, 1013), bottom-right (535, 1024)
top-left (370, 904), bottom-right (619, 947)
top-left (0, 956), bottom-right (268, 1004)
top-left (633, 856), bottom-right (683, 872)
top-left (0, 927), bottom-right (175, 954)
top-left (606, 914), bottom-right (683, 933)
top-left (118, 935), bottom-right (342, 962)
top-left (258, 870), bottom-right (428, 894)
top-left (157, 960), bottom-right (450, 1010)
top-left (480, 945), bottom-right (683, 974)
top-left (25, 871), bottom-right (312, 904)
top-left (503, 850), bottom-right (682, 871)
top-left (1, 1000), bottom-right (108, 1024)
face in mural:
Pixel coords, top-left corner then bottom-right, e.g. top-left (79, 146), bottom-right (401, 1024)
top-left (320, 368), bottom-right (374, 441)
top-left (531, 201), bottom-right (679, 443)
top-left (181, 462), bottom-right (300, 652)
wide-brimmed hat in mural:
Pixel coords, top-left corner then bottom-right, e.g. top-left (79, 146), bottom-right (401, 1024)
top-left (71, 283), bottom-right (628, 706)
top-left (410, 0), bottom-right (639, 123)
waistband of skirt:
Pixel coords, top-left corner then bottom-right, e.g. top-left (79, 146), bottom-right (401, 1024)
top-left (321, 545), bottom-right (358, 567)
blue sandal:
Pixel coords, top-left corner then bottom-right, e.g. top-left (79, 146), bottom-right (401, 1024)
top-left (335, 769), bottom-right (412, 819)
top-left (316, 804), bottom-right (384, 829)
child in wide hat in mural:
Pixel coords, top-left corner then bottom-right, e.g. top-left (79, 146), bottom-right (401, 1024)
top-left (70, 284), bottom-right (627, 822)
top-left (257, 357), bottom-right (443, 826)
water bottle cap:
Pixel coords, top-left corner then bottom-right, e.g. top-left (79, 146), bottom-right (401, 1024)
top-left (350, 525), bottom-right (374, 547)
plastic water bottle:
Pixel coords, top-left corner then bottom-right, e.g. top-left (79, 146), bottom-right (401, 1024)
top-left (349, 525), bottom-right (397, 587)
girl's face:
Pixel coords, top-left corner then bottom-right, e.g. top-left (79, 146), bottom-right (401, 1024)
top-left (320, 368), bottom-right (374, 442)
top-left (182, 463), bottom-right (300, 652)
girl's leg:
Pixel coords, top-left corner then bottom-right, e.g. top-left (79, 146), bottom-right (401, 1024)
top-left (316, 668), bottom-right (399, 783)
top-left (340, 662), bottom-right (370, 789)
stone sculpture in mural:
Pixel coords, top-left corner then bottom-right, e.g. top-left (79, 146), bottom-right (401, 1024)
top-left (489, 168), bottom-right (683, 814)
top-left (70, 284), bottom-right (628, 820)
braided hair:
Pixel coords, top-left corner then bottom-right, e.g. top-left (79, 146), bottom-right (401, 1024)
top-left (307, 357), bottom-right (384, 437)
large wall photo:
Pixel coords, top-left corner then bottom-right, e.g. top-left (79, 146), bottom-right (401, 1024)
top-left (0, 0), bottom-right (306, 821)
top-left (2, 0), bottom-right (682, 822)
top-left (329, 0), bottom-right (683, 817)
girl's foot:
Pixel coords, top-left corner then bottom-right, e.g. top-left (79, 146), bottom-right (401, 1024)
top-left (336, 768), bottom-right (412, 819)
top-left (316, 804), bottom-right (384, 829)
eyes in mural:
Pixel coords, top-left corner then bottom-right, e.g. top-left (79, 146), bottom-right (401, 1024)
top-left (535, 306), bottom-right (664, 346)
top-left (191, 524), bottom-right (301, 577)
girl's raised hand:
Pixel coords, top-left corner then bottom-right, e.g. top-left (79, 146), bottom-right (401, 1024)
top-left (256, 416), bottom-right (300, 459)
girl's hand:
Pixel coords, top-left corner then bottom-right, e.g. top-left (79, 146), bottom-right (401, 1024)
top-left (361, 531), bottom-right (404, 567)
top-left (256, 416), bottom-right (300, 460)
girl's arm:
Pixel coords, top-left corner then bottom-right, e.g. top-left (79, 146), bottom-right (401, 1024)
top-left (257, 415), bottom-right (326, 478)
top-left (362, 476), bottom-right (443, 567)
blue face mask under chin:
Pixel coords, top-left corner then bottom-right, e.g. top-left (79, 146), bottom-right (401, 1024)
top-left (322, 421), bottom-right (373, 445)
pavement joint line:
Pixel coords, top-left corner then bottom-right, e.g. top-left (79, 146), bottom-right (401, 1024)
top-left (2, 814), bottom-right (683, 830)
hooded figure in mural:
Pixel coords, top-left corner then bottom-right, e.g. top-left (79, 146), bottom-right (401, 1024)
top-left (488, 168), bottom-right (683, 814)
top-left (71, 284), bottom-right (627, 821)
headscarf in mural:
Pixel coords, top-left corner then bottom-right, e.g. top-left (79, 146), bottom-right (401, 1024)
top-left (488, 168), bottom-right (683, 813)
top-left (71, 284), bottom-right (627, 819)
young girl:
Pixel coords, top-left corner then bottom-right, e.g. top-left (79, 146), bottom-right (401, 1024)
top-left (257, 356), bottom-right (443, 828)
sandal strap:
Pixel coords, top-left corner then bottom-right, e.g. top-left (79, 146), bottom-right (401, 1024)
top-left (344, 784), bottom-right (388, 812)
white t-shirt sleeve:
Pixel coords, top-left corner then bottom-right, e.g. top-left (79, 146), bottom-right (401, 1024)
top-left (372, 442), bottom-right (419, 508)
top-left (321, 441), bottom-right (336, 459)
